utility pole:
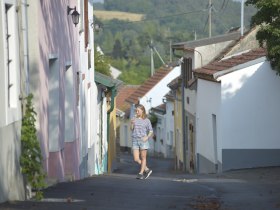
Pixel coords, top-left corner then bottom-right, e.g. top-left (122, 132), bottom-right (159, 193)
top-left (169, 40), bottom-right (172, 62)
top-left (209, 0), bottom-right (212, 38)
top-left (150, 40), bottom-right (155, 76)
top-left (149, 39), bottom-right (166, 76)
top-left (241, 0), bottom-right (244, 36)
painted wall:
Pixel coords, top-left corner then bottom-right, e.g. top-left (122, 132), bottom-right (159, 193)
top-left (28, 0), bottom-right (80, 183)
top-left (174, 88), bottom-right (184, 170)
top-left (196, 79), bottom-right (221, 173)
top-left (139, 66), bottom-right (181, 113)
top-left (119, 118), bottom-right (132, 149)
top-left (165, 101), bottom-right (175, 158)
top-left (0, 0), bottom-right (26, 202)
top-left (185, 88), bottom-right (197, 173)
top-left (196, 59), bottom-right (280, 173)
top-left (153, 113), bottom-right (166, 157)
top-left (220, 61), bottom-right (280, 170)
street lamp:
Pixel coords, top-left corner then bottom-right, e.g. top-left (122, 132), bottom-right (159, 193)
top-left (67, 6), bottom-right (80, 27)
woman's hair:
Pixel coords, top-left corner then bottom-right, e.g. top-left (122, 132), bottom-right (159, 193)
top-left (136, 104), bottom-right (147, 119)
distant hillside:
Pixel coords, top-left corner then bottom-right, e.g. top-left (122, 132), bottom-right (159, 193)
top-left (94, 10), bottom-right (145, 21)
top-left (93, 0), bottom-right (257, 85)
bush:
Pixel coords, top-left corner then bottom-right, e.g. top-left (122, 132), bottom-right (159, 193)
top-left (20, 94), bottom-right (46, 200)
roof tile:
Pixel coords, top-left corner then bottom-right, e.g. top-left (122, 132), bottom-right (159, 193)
top-left (126, 66), bottom-right (173, 104)
top-left (194, 48), bottom-right (267, 79)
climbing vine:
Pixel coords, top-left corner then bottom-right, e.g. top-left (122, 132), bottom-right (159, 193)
top-left (20, 94), bottom-right (46, 200)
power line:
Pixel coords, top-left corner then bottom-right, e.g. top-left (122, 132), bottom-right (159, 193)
top-left (101, 9), bottom-right (206, 29)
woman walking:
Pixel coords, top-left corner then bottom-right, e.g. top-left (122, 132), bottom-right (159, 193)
top-left (131, 104), bottom-right (153, 179)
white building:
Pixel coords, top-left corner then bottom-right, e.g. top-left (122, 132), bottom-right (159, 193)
top-left (194, 48), bottom-right (280, 173)
top-left (0, 0), bottom-right (26, 202)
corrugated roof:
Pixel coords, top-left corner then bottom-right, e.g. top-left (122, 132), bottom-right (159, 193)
top-left (95, 72), bottom-right (122, 88)
top-left (126, 65), bottom-right (173, 104)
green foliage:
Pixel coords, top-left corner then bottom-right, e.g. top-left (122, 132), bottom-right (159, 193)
top-left (246, 0), bottom-right (280, 74)
top-left (148, 113), bottom-right (158, 126)
top-left (95, 0), bottom-right (257, 84)
top-left (94, 48), bottom-right (112, 76)
top-left (20, 94), bottom-right (46, 200)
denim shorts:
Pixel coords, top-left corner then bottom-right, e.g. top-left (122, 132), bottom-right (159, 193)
top-left (132, 137), bottom-right (150, 150)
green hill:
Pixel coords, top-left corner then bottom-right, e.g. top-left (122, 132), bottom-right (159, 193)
top-left (94, 0), bottom-right (257, 84)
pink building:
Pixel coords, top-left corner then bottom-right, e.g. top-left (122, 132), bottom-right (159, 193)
top-left (28, 0), bottom-right (81, 183)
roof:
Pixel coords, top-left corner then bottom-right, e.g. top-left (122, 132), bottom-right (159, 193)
top-left (95, 72), bottom-right (123, 88)
top-left (150, 103), bottom-right (166, 115)
top-left (116, 85), bottom-right (139, 112)
top-left (172, 31), bottom-right (240, 50)
top-left (167, 76), bottom-right (181, 90)
top-left (126, 65), bottom-right (174, 104)
top-left (164, 91), bottom-right (175, 101)
top-left (193, 48), bottom-right (267, 81)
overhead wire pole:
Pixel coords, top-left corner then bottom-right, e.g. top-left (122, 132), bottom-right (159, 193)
top-left (149, 40), bottom-right (166, 76)
top-left (150, 40), bottom-right (155, 76)
top-left (209, 0), bottom-right (212, 37)
top-left (241, 0), bottom-right (244, 36)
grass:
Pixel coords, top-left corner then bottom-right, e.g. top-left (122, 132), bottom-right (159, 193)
top-left (94, 10), bottom-right (145, 21)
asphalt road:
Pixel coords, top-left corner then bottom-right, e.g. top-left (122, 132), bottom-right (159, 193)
top-left (0, 153), bottom-right (279, 210)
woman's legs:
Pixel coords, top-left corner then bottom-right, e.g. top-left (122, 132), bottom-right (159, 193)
top-left (133, 149), bottom-right (142, 165)
top-left (139, 149), bottom-right (147, 174)
top-left (133, 149), bottom-right (148, 174)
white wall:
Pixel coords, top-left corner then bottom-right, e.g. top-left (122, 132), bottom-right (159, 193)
top-left (139, 66), bottom-right (181, 113)
top-left (196, 79), bottom-right (221, 164)
top-left (220, 61), bottom-right (280, 150)
top-left (185, 88), bottom-right (196, 115)
top-left (166, 101), bottom-right (174, 146)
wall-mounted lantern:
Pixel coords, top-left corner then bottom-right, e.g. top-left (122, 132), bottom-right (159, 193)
top-left (67, 6), bottom-right (80, 27)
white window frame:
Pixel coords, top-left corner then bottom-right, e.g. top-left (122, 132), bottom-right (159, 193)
top-left (0, 0), bottom-right (21, 127)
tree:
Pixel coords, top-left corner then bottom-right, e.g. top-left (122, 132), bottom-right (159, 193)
top-left (94, 48), bottom-right (111, 76)
top-left (246, 0), bottom-right (280, 73)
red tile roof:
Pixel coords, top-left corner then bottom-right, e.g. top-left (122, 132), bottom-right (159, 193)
top-left (116, 85), bottom-right (139, 112)
top-left (126, 65), bottom-right (174, 104)
top-left (193, 48), bottom-right (267, 80)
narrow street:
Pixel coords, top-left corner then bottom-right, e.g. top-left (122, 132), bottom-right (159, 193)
top-left (0, 153), bottom-right (279, 210)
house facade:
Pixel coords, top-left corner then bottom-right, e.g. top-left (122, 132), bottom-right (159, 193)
top-left (0, 0), bottom-right (26, 202)
top-left (194, 48), bottom-right (280, 173)
top-left (27, 0), bottom-right (82, 183)
top-left (150, 100), bottom-right (175, 159)
top-left (171, 29), bottom-right (260, 173)
top-left (123, 64), bottom-right (181, 155)
top-left (0, 0), bottom-right (119, 203)
top-left (95, 72), bottom-right (122, 173)
top-left (116, 85), bottom-right (139, 153)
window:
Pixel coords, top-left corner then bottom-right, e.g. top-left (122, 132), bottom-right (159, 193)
top-left (0, 1), bottom-right (21, 126)
top-left (5, 3), bottom-right (18, 108)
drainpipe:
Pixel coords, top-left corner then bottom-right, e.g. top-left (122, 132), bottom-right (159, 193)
top-left (106, 86), bottom-right (117, 172)
top-left (181, 63), bottom-right (187, 172)
top-left (22, 0), bottom-right (30, 95)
